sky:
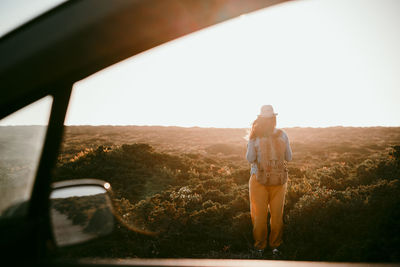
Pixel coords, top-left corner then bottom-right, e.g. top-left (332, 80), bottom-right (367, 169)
top-left (1, 0), bottom-right (400, 128)
top-left (0, 0), bottom-right (66, 38)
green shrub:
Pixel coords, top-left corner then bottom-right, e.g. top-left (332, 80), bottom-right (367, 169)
top-left (53, 142), bottom-right (400, 262)
top-left (284, 179), bottom-right (400, 261)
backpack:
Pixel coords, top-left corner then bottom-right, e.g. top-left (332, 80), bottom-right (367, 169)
top-left (255, 129), bottom-right (288, 186)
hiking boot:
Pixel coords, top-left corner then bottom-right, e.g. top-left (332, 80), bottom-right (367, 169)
top-left (251, 249), bottom-right (265, 259)
top-left (271, 248), bottom-right (282, 260)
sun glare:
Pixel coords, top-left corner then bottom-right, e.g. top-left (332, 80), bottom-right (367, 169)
top-left (60, 0), bottom-right (399, 128)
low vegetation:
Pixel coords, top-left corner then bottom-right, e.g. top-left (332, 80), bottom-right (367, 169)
top-left (50, 126), bottom-right (400, 262)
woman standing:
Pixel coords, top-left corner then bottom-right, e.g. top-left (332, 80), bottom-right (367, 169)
top-left (246, 105), bottom-right (292, 258)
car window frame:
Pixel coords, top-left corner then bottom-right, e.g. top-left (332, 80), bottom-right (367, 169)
top-left (0, 1), bottom-right (293, 265)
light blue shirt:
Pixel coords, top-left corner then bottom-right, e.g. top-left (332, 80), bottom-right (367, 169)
top-left (246, 129), bottom-right (292, 175)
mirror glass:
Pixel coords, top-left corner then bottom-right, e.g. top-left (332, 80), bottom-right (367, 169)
top-left (50, 185), bottom-right (114, 247)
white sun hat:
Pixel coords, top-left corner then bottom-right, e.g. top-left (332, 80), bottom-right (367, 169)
top-left (258, 105), bottom-right (278, 118)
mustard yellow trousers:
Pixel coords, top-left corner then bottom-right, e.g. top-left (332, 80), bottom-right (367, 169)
top-left (249, 174), bottom-right (287, 250)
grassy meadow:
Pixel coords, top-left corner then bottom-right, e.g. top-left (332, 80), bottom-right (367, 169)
top-left (48, 126), bottom-right (400, 261)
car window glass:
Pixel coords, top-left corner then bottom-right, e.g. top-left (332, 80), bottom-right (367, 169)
top-left (0, 96), bottom-right (52, 217)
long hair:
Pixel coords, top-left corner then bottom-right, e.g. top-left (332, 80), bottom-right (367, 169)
top-left (249, 116), bottom-right (276, 140)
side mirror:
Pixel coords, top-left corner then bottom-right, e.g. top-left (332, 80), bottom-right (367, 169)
top-left (50, 179), bottom-right (114, 247)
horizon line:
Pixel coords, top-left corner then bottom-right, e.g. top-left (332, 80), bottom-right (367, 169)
top-left (1, 124), bottom-right (400, 129)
